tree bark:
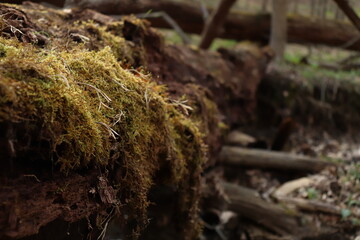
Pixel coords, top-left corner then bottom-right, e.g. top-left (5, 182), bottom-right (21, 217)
top-left (333, 0), bottom-right (360, 32)
top-left (220, 146), bottom-right (337, 172)
top-left (199, 0), bottom-right (237, 49)
top-left (270, 0), bottom-right (288, 61)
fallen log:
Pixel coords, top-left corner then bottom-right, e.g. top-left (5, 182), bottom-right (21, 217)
top-left (0, 2), bottom-right (270, 239)
top-left (258, 68), bottom-right (360, 132)
top-left (220, 146), bottom-right (336, 172)
top-left (221, 182), bottom-right (303, 236)
top-left (65, 0), bottom-right (360, 51)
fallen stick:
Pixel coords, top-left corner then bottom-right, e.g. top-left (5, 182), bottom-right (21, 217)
top-left (273, 177), bottom-right (314, 198)
top-left (221, 182), bottom-right (303, 236)
top-left (220, 146), bottom-right (337, 172)
top-left (277, 197), bottom-right (342, 216)
top-left (279, 197), bottom-right (360, 219)
top-left (225, 130), bottom-right (256, 146)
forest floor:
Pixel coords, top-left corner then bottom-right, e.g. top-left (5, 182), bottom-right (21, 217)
top-left (157, 24), bottom-right (360, 239)
top-left (197, 44), bottom-right (360, 239)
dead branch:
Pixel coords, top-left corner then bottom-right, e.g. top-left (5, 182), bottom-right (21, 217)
top-left (220, 146), bottom-right (337, 172)
top-left (199, 0), bottom-right (236, 49)
top-left (221, 182), bottom-right (304, 236)
top-left (333, 0), bottom-right (360, 32)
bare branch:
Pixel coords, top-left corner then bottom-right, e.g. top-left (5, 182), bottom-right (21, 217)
top-left (199, 0), bottom-right (237, 49)
top-left (333, 0), bottom-right (360, 33)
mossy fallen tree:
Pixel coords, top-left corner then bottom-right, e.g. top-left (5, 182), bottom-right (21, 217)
top-left (257, 68), bottom-right (360, 133)
top-left (0, 3), bottom-right (269, 239)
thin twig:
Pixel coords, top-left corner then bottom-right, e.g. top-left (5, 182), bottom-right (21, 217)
top-left (112, 78), bottom-right (130, 91)
top-left (76, 82), bottom-right (112, 110)
top-left (144, 87), bottom-right (151, 109)
top-left (23, 174), bottom-right (41, 183)
top-left (112, 111), bottom-right (125, 126)
top-left (97, 206), bottom-right (116, 240)
top-left (52, 75), bottom-right (70, 87)
top-left (97, 122), bottom-right (120, 140)
top-left (170, 99), bottom-right (193, 115)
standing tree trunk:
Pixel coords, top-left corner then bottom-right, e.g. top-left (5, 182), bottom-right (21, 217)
top-left (199, 0), bottom-right (237, 49)
top-left (261, 0), bottom-right (269, 12)
top-left (316, 0), bottom-right (322, 17)
top-left (293, 0), bottom-right (299, 15)
top-left (270, 0), bottom-right (288, 62)
top-left (321, 0), bottom-right (328, 19)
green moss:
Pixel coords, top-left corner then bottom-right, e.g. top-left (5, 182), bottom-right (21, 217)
top-left (0, 4), bottom-right (220, 236)
top-left (0, 34), bottom-right (205, 233)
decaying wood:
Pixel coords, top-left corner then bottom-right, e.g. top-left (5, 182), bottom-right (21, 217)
top-left (258, 68), bottom-right (360, 132)
top-left (199, 0), bottom-right (236, 49)
top-left (221, 182), bottom-right (303, 236)
top-left (273, 177), bottom-right (314, 198)
top-left (279, 197), bottom-right (360, 218)
top-left (0, 3), bottom-right (272, 239)
top-left (0, 171), bottom-right (103, 239)
top-left (67, 0), bottom-right (360, 51)
top-left (278, 197), bottom-right (342, 216)
top-left (220, 146), bottom-right (336, 171)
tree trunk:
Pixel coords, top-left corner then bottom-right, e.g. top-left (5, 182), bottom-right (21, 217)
top-left (261, 0), bottom-right (269, 12)
top-left (311, 0), bottom-right (316, 16)
top-left (293, 0), bottom-right (299, 14)
top-left (270, 0), bottom-right (288, 61)
top-left (199, 0), bottom-right (237, 49)
top-left (321, 0), bottom-right (328, 19)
